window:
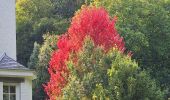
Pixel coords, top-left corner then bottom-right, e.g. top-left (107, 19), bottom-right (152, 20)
top-left (3, 85), bottom-right (16, 100)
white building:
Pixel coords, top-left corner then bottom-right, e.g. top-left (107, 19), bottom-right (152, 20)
top-left (0, 0), bottom-right (16, 60)
top-left (0, 0), bottom-right (36, 100)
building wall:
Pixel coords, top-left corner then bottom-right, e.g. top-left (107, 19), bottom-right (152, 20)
top-left (0, 78), bottom-right (33, 100)
top-left (0, 0), bottom-right (16, 60)
top-left (20, 78), bottom-right (32, 100)
top-left (0, 82), bottom-right (3, 100)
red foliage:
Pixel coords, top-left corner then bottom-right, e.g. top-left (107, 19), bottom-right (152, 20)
top-left (43, 35), bottom-right (72, 99)
top-left (68, 6), bottom-right (125, 51)
top-left (44, 6), bottom-right (126, 99)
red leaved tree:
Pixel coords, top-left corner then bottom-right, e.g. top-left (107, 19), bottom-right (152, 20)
top-left (44, 6), bottom-right (126, 99)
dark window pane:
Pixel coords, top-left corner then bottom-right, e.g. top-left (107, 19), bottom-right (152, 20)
top-left (3, 94), bottom-right (9, 100)
top-left (10, 86), bottom-right (15, 93)
top-left (10, 94), bottom-right (16, 100)
top-left (3, 86), bottom-right (9, 93)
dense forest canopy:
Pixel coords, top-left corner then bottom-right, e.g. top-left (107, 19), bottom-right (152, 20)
top-left (90, 0), bottom-right (170, 95)
top-left (16, 0), bottom-right (85, 66)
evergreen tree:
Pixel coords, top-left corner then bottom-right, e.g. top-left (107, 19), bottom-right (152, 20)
top-left (27, 42), bottom-right (40, 69)
top-left (62, 37), bottom-right (164, 100)
top-left (28, 34), bottom-right (58, 100)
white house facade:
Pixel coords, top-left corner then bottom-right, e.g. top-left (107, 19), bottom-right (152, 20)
top-left (0, 54), bottom-right (36, 100)
top-left (0, 0), bottom-right (16, 60)
top-left (0, 0), bottom-right (36, 100)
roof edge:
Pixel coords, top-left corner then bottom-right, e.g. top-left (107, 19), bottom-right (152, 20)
top-left (0, 53), bottom-right (29, 70)
top-left (0, 69), bottom-right (37, 80)
top-left (0, 52), bottom-right (6, 62)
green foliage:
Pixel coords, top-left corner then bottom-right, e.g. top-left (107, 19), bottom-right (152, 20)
top-left (16, 0), bottom-right (54, 26)
top-left (16, 0), bottom-right (53, 65)
top-left (106, 50), bottom-right (163, 100)
top-left (90, 0), bottom-right (170, 96)
top-left (134, 71), bottom-right (164, 100)
top-left (33, 17), bottom-right (69, 36)
top-left (62, 37), bottom-right (164, 100)
top-left (50, 0), bottom-right (85, 18)
top-left (62, 75), bottom-right (85, 100)
top-left (92, 83), bottom-right (108, 100)
top-left (16, 0), bottom-right (75, 65)
top-left (28, 34), bottom-right (58, 99)
top-left (27, 42), bottom-right (40, 69)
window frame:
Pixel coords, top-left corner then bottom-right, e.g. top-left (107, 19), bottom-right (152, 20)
top-left (3, 83), bottom-right (17, 100)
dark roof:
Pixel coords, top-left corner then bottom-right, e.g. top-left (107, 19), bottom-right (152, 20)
top-left (0, 53), bottom-right (29, 70)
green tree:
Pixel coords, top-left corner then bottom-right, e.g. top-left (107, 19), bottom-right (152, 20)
top-left (27, 42), bottom-right (40, 69)
top-left (90, 0), bottom-right (170, 96)
top-left (28, 34), bottom-right (58, 99)
top-left (62, 37), bottom-right (164, 100)
top-left (16, 0), bottom-right (70, 65)
top-left (50, 0), bottom-right (85, 18)
top-left (16, 0), bottom-right (53, 65)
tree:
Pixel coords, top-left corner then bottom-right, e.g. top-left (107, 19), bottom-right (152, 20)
top-left (44, 6), bottom-right (126, 99)
top-left (16, 0), bottom-right (53, 65)
top-left (50, 0), bottom-right (85, 18)
top-left (62, 37), bottom-right (164, 100)
top-left (28, 34), bottom-right (58, 100)
top-left (27, 42), bottom-right (40, 69)
top-left (90, 0), bottom-right (170, 96)
top-left (16, 0), bottom-right (71, 66)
